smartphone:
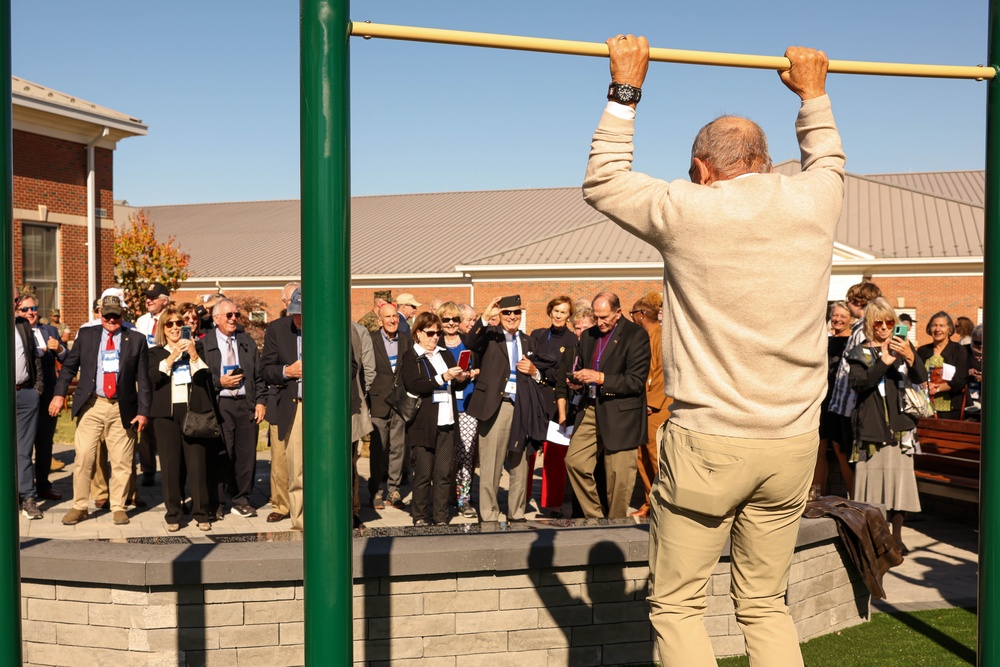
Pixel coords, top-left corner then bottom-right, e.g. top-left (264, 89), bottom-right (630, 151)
top-left (230, 367), bottom-right (244, 377)
top-left (893, 324), bottom-right (909, 339)
top-left (498, 295), bottom-right (521, 310)
top-left (180, 326), bottom-right (192, 340)
top-left (458, 350), bottom-right (472, 370)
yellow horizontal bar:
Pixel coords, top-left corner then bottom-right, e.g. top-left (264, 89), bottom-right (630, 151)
top-left (350, 22), bottom-right (995, 81)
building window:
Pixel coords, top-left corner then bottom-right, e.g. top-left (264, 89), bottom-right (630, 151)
top-left (22, 223), bottom-right (58, 314)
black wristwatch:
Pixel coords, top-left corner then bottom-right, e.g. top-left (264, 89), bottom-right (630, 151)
top-left (607, 81), bottom-right (641, 105)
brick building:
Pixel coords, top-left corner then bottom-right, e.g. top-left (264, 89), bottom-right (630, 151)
top-left (125, 164), bottom-right (984, 349)
top-left (12, 76), bottom-right (146, 327)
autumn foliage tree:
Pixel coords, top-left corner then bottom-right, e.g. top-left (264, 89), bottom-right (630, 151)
top-left (114, 209), bottom-right (191, 317)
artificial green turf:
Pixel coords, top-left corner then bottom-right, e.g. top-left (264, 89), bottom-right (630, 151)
top-left (716, 607), bottom-right (976, 667)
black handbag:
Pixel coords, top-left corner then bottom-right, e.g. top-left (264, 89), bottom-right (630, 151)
top-left (182, 408), bottom-right (221, 439)
top-left (385, 357), bottom-right (430, 424)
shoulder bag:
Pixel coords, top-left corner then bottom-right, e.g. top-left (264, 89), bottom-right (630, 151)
top-left (385, 357), bottom-right (431, 424)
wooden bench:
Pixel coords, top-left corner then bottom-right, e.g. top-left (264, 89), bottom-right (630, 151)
top-left (913, 418), bottom-right (980, 504)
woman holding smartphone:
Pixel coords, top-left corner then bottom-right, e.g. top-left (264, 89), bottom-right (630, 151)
top-left (847, 297), bottom-right (925, 553)
top-left (148, 306), bottom-right (217, 531)
top-left (401, 312), bottom-right (469, 526)
top-left (437, 301), bottom-right (480, 518)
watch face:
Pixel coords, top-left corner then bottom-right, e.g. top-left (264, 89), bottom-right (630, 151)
top-left (618, 85), bottom-right (635, 102)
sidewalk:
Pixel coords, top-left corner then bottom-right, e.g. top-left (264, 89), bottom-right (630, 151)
top-left (23, 442), bottom-right (979, 614)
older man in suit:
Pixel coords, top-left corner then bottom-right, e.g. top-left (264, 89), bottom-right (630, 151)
top-left (466, 296), bottom-right (542, 523)
top-left (18, 294), bottom-right (67, 502)
top-left (367, 302), bottom-right (412, 510)
top-left (564, 291), bottom-right (650, 519)
top-left (14, 295), bottom-right (45, 519)
top-left (202, 297), bottom-right (266, 518)
top-left (49, 295), bottom-right (151, 525)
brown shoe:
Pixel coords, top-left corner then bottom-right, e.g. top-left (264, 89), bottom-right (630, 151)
top-left (38, 489), bottom-right (63, 501)
top-left (94, 498), bottom-right (108, 510)
top-left (62, 508), bottom-right (88, 525)
top-left (50, 457), bottom-right (66, 472)
top-left (113, 511), bottom-right (130, 525)
top-left (197, 522), bottom-right (212, 531)
top-left (266, 512), bottom-right (289, 523)
top-left (166, 523), bottom-right (180, 533)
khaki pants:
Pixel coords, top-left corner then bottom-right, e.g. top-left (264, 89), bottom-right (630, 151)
top-left (268, 423), bottom-right (290, 515)
top-left (648, 422), bottom-right (816, 667)
top-left (477, 401), bottom-right (528, 522)
top-left (73, 397), bottom-right (137, 513)
top-left (283, 406), bottom-right (304, 530)
top-left (90, 438), bottom-right (137, 504)
top-left (565, 406), bottom-right (638, 519)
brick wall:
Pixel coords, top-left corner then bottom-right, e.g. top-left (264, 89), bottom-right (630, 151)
top-left (871, 275), bottom-right (983, 347)
top-left (13, 130), bottom-right (113, 219)
top-left (19, 529), bottom-right (867, 666)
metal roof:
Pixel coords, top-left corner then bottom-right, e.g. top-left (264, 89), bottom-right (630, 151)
top-left (126, 163), bottom-right (985, 280)
top-left (865, 170), bottom-right (985, 207)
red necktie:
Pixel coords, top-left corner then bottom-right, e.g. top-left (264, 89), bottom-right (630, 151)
top-left (103, 334), bottom-right (117, 398)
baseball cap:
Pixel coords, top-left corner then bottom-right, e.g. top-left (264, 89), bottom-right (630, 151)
top-left (144, 282), bottom-right (170, 300)
top-left (101, 296), bottom-right (123, 317)
top-left (287, 288), bottom-right (302, 315)
top-left (396, 293), bottom-right (421, 308)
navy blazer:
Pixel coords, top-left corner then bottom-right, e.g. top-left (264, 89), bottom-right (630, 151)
top-left (54, 325), bottom-right (151, 428)
top-left (464, 319), bottom-right (536, 423)
top-left (261, 316), bottom-right (302, 440)
top-left (201, 329), bottom-right (266, 411)
top-left (33, 322), bottom-right (67, 395)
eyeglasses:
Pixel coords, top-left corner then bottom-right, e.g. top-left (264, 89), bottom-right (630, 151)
top-left (440, 317), bottom-right (461, 323)
top-left (163, 320), bottom-right (183, 328)
top-left (873, 319), bottom-right (895, 329)
top-left (500, 309), bottom-right (522, 316)
top-left (18, 306), bottom-right (37, 313)
top-left (222, 312), bottom-right (241, 320)
top-left (422, 330), bottom-right (441, 337)
top-left (102, 313), bottom-right (121, 321)
top-left (629, 310), bottom-right (646, 317)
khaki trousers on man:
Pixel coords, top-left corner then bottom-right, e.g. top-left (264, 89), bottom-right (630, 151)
top-left (268, 423), bottom-right (290, 516)
top-left (283, 405), bottom-right (304, 530)
top-left (477, 401), bottom-right (528, 522)
top-left (565, 406), bottom-right (638, 519)
top-left (648, 422), bottom-right (817, 667)
top-left (73, 396), bottom-right (137, 514)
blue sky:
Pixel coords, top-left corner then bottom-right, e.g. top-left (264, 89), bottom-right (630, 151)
top-left (12, 1), bottom-right (989, 206)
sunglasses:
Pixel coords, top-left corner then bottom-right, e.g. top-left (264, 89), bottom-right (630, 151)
top-left (440, 317), bottom-right (461, 324)
top-left (18, 306), bottom-right (37, 313)
top-left (222, 312), bottom-right (241, 320)
top-left (102, 313), bottom-right (122, 321)
top-left (163, 320), bottom-right (183, 328)
top-left (500, 309), bottom-right (522, 316)
top-left (422, 330), bottom-right (441, 337)
top-left (873, 319), bottom-right (895, 329)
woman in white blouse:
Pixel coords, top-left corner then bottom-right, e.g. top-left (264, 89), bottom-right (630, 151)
top-left (148, 306), bottom-right (216, 532)
top-left (401, 312), bottom-right (469, 526)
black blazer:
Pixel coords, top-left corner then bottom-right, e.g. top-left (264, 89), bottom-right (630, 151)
top-left (400, 346), bottom-right (459, 451)
top-left (201, 329), bottom-right (266, 411)
top-left (54, 325), bottom-right (151, 429)
top-left (261, 316), bottom-right (302, 441)
top-left (148, 344), bottom-right (217, 419)
top-left (368, 328), bottom-right (413, 419)
top-left (15, 318), bottom-right (43, 394)
top-left (32, 322), bottom-right (65, 395)
top-left (465, 320), bottom-right (536, 422)
top-left (570, 318), bottom-right (650, 452)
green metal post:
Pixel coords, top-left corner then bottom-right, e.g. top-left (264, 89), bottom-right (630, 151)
top-left (300, 0), bottom-right (352, 664)
top-left (982, 2), bottom-right (1000, 664)
top-left (0, 0), bottom-right (22, 663)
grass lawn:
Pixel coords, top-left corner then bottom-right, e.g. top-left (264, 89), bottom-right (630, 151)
top-left (717, 607), bottom-right (976, 667)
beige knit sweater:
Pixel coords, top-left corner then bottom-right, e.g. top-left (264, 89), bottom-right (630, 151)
top-left (583, 97), bottom-right (845, 439)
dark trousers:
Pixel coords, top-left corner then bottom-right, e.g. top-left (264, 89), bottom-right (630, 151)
top-left (35, 394), bottom-right (57, 493)
top-left (411, 426), bottom-right (455, 525)
top-left (154, 405), bottom-right (211, 523)
top-left (370, 412), bottom-right (407, 498)
top-left (16, 387), bottom-right (39, 499)
top-left (137, 427), bottom-right (157, 475)
top-left (217, 396), bottom-right (258, 506)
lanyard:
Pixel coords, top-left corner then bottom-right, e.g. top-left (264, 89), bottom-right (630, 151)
top-left (593, 328), bottom-right (614, 370)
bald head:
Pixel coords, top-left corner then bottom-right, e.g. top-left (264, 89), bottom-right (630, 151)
top-left (691, 116), bottom-right (771, 182)
top-left (378, 303), bottom-right (400, 335)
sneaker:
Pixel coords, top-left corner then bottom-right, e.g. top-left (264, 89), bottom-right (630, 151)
top-left (20, 498), bottom-right (43, 520)
top-left (230, 504), bottom-right (257, 518)
top-left (113, 511), bottom-right (130, 525)
top-left (371, 491), bottom-right (385, 510)
top-left (388, 491), bottom-right (405, 509)
top-left (62, 508), bottom-right (88, 525)
top-left (461, 503), bottom-right (478, 519)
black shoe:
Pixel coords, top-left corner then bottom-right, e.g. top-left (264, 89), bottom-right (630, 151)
top-left (141, 472), bottom-right (156, 487)
top-left (230, 504), bottom-right (257, 518)
top-left (413, 518), bottom-right (429, 527)
top-left (213, 507), bottom-right (226, 522)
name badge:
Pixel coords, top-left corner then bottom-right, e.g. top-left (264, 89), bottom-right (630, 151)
top-left (173, 362), bottom-right (192, 385)
top-left (433, 390), bottom-right (449, 404)
top-left (588, 384), bottom-right (597, 399)
top-left (571, 394), bottom-right (582, 407)
top-left (147, 334), bottom-right (157, 346)
top-left (505, 380), bottom-right (517, 395)
top-left (454, 390), bottom-right (464, 401)
top-left (102, 350), bottom-right (120, 374)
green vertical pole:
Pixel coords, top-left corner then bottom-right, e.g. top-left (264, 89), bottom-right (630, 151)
top-left (982, 2), bottom-right (1000, 664)
top-left (300, 0), bottom-right (352, 664)
top-left (0, 0), bottom-right (21, 663)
